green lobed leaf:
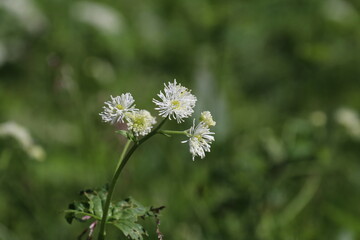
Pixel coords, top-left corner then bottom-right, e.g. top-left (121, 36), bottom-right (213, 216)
top-left (65, 187), bottom-right (165, 240)
top-left (113, 220), bottom-right (147, 240)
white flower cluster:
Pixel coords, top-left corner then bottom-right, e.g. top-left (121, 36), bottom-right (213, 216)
top-left (100, 93), bottom-right (156, 136)
top-left (153, 79), bottom-right (197, 123)
top-left (99, 93), bottom-right (137, 124)
top-left (182, 112), bottom-right (216, 161)
top-left (100, 79), bottom-right (215, 160)
top-left (125, 110), bottom-right (156, 137)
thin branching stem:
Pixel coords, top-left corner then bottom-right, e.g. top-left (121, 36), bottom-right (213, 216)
top-left (97, 118), bottom-right (167, 240)
top-left (158, 130), bottom-right (187, 136)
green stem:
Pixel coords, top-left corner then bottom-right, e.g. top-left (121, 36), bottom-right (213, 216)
top-left (97, 118), bottom-right (167, 240)
top-left (158, 130), bottom-right (187, 135)
top-left (114, 140), bottom-right (132, 176)
top-left (98, 139), bottom-right (131, 240)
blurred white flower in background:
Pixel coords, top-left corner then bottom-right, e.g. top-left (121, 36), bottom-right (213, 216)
top-left (0, 0), bottom-right (47, 67)
top-left (322, 0), bottom-right (358, 24)
top-left (335, 108), bottom-right (360, 139)
top-left (0, 0), bottom-right (47, 34)
top-left (0, 122), bottom-right (45, 161)
top-left (71, 1), bottom-right (123, 35)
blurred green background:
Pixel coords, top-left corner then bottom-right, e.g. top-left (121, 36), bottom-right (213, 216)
top-left (1, 0), bottom-right (360, 239)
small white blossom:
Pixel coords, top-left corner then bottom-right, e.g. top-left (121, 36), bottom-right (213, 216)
top-left (182, 120), bottom-right (215, 160)
top-left (153, 79), bottom-right (197, 123)
top-left (200, 111), bottom-right (216, 127)
top-left (125, 110), bottom-right (156, 136)
top-left (100, 93), bottom-right (137, 124)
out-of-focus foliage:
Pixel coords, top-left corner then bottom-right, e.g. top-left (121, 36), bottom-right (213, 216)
top-left (0, 0), bottom-right (360, 239)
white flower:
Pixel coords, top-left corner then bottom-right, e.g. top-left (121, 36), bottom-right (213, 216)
top-left (0, 121), bottom-right (46, 161)
top-left (100, 93), bottom-right (137, 124)
top-left (125, 110), bottom-right (156, 136)
top-left (182, 120), bottom-right (215, 161)
top-left (153, 79), bottom-right (197, 123)
top-left (200, 111), bottom-right (216, 127)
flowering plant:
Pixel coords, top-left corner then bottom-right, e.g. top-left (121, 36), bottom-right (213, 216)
top-left (65, 80), bottom-right (216, 240)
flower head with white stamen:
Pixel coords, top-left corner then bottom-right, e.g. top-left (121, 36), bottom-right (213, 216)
top-left (200, 111), bottom-right (216, 127)
top-left (100, 93), bottom-right (137, 124)
top-left (153, 79), bottom-right (197, 123)
top-left (182, 120), bottom-right (215, 160)
top-left (125, 110), bottom-right (156, 136)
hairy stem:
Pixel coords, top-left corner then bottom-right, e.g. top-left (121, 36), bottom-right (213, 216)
top-left (97, 118), bottom-right (167, 240)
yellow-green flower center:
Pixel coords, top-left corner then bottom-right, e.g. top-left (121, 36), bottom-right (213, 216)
top-left (171, 100), bottom-right (181, 109)
top-left (116, 104), bottom-right (124, 110)
top-left (132, 116), bottom-right (146, 126)
top-left (195, 135), bottom-right (202, 141)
